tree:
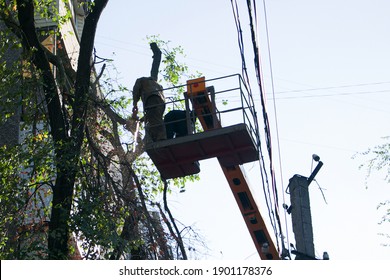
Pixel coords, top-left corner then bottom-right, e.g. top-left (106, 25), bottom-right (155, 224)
top-left (0, 0), bottom-right (204, 259)
top-left (356, 136), bottom-right (390, 245)
top-left (76, 36), bottom-right (203, 259)
top-left (0, 0), bottom-right (109, 259)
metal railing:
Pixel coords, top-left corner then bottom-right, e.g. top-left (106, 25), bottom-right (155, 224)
top-left (145, 74), bottom-right (260, 151)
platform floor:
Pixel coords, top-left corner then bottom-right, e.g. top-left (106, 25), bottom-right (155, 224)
top-left (145, 123), bottom-right (259, 179)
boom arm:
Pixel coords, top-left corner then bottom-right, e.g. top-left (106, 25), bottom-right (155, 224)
top-left (187, 78), bottom-right (280, 260)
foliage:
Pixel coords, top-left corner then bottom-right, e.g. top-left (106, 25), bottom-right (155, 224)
top-left (356, 136), bottom-right (390, 245)
top-left (147, 35), bottom-right (202, 96)
top-left (0, 125), bottom-right (55, 259)
top-left (34, 0), bottom-right (72, 27)
top-left (146, 35), bottom-right (188, 87)
top-left (0, 25), bottom-right (55, 257)
top-left (357, 136), bottom-right (390, 186)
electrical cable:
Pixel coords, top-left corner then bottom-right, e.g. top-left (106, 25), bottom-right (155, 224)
top-left (230, 0), bottom-right (279, 244)
top-left (246, 0), bottom-right (289, 256)
top-left (276, 81), bottom-right (390, 94)
top-left (230, 0), bottom-right (252, 93)
top-left (261, 0), bottom-right (291, 257)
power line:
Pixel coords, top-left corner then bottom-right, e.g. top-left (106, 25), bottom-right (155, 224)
top-left (245, 0), bottom-right (285, 255)
top-left (261, 0), bottom-right (290, 258)
top-left (269, 89), bottom-right (390, 100)
top-left (219, 88), bottom-right (390, 104)
top-left (275, 82), bottom-right (390, 94)
top-left (231, 0), bottom-right (280, 249)
top-left (95, 38), bottom-right (239, 76)
top-left (97, 35), bottom-right (390, 96)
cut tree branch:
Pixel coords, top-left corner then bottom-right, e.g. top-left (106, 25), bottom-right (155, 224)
top-left (150, 42), bottom-right (161, 81)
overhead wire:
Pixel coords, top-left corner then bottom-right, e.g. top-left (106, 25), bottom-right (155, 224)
top-left (270, 89), bottom-right (390, 100)
top-left (230, 0), bottom-right (252, 94)
top-left (260, 0), bottom-right (291, 257)
top-left (276, 81), bottom-right (390, 94)
top-left (245, 0), bottom-right (285, 256)
top-left (215, 87), bottom-right (390, 104)
top-left (95, 34), bottom-right (390, 95)
top-left (231, 0), bottom-right (286, 257)
top-left (230, 0), bottom-right (279, 246)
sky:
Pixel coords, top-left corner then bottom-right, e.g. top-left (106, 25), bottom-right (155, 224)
top-left (94, 0), bottom-right (390, 260)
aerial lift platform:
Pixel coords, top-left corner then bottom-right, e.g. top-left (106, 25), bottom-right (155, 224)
top-left (145, 75), bottom-right (280, 260)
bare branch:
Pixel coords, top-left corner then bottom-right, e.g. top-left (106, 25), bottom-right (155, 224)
top-left (162, 179), bottom-right (187, 259)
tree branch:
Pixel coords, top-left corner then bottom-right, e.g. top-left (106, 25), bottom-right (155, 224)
top-left (162, 179), bottom-right (187, 259)
top-left (71, 0), bottom-right (109, 149)
top-left (16, 0), bottom-right (68, 144)
top-left (132, 171), bottom-right (171, 259)
top-left (150, 42), bottom-right (162, 81)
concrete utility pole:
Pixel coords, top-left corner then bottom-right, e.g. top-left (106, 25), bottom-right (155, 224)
top-left (288, 157), bottom-right (323, 260)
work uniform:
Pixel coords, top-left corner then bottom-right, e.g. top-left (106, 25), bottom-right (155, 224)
top-left (132, 77), bottom-right (166, 142)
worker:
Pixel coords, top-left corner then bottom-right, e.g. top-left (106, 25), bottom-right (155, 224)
top-left (132, 77), bottom-right (166, 142)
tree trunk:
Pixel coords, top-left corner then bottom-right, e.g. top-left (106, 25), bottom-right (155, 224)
top-left (48, 171), bottom-right (75, 259)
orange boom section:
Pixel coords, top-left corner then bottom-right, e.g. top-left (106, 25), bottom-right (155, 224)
top-left (186, 77), bottom-right (279, 260)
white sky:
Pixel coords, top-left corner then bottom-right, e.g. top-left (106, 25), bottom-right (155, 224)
top-left (94, 0), bottom-right (389, 260)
